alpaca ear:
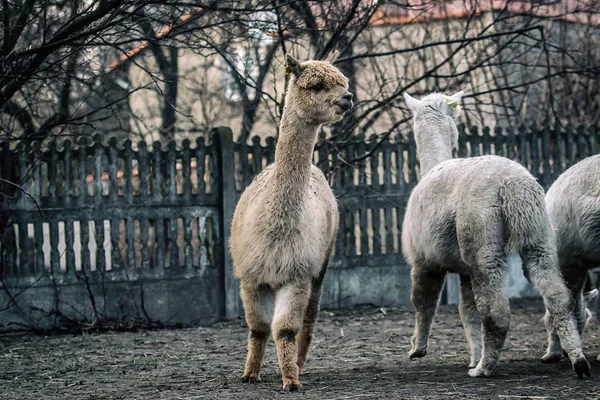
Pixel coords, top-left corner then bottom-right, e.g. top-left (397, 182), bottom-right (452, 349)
top-left (285, 54), bottom-right (302, 77)
top-left (403, 93), bottom-right (422, 111)
top-left (450, 90), bottom-right (464, 100)
top-left (324, 50), bottom-right (339, 64)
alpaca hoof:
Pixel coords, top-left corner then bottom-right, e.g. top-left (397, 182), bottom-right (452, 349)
top-left (409, 347), bottom-right (427, 359)
top-left (541, 351), bottom-right (563, 364)
top-left (468, 355), bottom-right (482, 369)
top-left (572, 356), bottom-right (591, 380)
top-left (468, 366), bottom-right (491, 377)
top-left (281, 379), bottom-right (301, 392)
top-left (241, 375), bottom-right (260, 384)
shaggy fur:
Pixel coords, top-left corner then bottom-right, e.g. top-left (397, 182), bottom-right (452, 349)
top-left (230, 53), bottom-right (353, 391)
top-left (541, 154), bottom-right (600, 364)
top-left (401, 91), bottom-right (590, 379)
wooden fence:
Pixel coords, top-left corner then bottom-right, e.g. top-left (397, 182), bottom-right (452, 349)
top-left (0, 124), bottom-right (598, 331)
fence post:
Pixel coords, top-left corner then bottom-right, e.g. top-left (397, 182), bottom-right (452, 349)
top-left (214, 127), bottom-right (241, 319)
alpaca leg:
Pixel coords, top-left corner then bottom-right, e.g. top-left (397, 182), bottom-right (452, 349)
top-left (523, 249), bottom-right (590, 379)
top-left (570, 270), bottom-right (588, 336)
top-left (297, 265), bottom-right (327, 373)
top-left (542, 266), bottom-right (587, 363)
top-left (541, 307), bottom-right (563, 363)
top-left (272, 281), bottom-right (312, 391)
top-left (408, 268), bottom-right (447, 359)
top-left (459, 274), bottom-right (482, 368)
top-left (468, 257), bottom-right (510, 378)
top-left (240, 283), bottom-right (274, 383)
top-left (596, 271), bottom-right (600, 363)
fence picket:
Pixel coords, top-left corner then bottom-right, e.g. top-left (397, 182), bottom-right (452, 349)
top-left (542, 126), bottom-right (551, 187)
top-left (471, 126), bottom-right (480, 157)
top-left (346, 207), bottom-right (356, 258)
top-left (577, 126), bottom-right (587, 160)
top-left (482, 126), bottom-right (491, 155)
top-left (494, 127), bottom-right (504, 157)
top-left (385, 207), bottom-right (394, 254)
top-left (566, 125), bottom-right (575, 167)
top-left (123, 140), bottom-right (133, 202)
top-left (265, 137), bottom-right (276, 165)
top-left (169, 217), bottom-right (178, 268)
top-left (139, 141), bottom-right (149, 197)
top-left (195, 137), bottom-right (206, 196)
top-left (155, 219), bottom-right (166, 270)
top-left (109, 138), bottom-right (118, 201)
top-left (141, 219), bottom-right (151, 269)
top-left (151, 141), bottom-right (162, 201)
top-left (18, 222), bottom-right (28, 274)
top-left (251, 136), bottom-right (262, 176)
top-left (34, 221), bottom-right (44, 273)
top-left (458, 124), bottom-right (467, 158)
top-left (506, 127), bottom-right (515, 161)
top-left (93, 137), bottom-right (103, 202)
top-left (369, 135), bottom-right (381, 190)
top-left (48, 142), bottom-right (58, 203)
top-left (408, 137), bottom-right (417, 183)
top-left (518, 125), bottom-right (528, 168)
top-left (64, 140), bottom-right (73, 206)
top-left (182, 139), bottom-right (192, 201)
top-left (590, 126), bottom-right (598, 155)
top-left (184, 215), bottom-right (193, 269)
top-left (16, 143), bottom-right (28, 204)
top-left (382, 137), bottom-right (392, 190)
top-left (359, 207), bottom-right (368, 256)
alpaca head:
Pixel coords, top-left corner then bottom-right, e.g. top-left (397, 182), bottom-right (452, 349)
top-left (403, 91), bottom-right (465, 165)
top-left (284, 52), bottom-right (353, 125)
top-left (403, 91), bottom-right (464, 119)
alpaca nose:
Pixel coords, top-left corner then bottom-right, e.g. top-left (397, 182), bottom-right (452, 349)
top-left (337, 92), bottom-right (354, 111)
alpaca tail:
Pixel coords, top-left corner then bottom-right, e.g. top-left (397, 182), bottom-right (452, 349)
top-left (499, 177), bottom-right (552, 253)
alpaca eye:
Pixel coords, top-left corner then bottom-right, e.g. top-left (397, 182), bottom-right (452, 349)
top-left (311, 83), bottom-right (325, 91)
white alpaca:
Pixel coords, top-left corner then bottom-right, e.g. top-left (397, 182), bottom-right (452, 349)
top-left (541, 154), bottom-right (600, 364)
top-left (401, 91), bottom-right (590, 379)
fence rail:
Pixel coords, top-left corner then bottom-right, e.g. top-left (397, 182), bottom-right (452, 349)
top-left (0, 124), bottom-right (598, 330)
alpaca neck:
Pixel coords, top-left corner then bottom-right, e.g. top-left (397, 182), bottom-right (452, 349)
top-left (272, 108), bottom-right (320, 214)
top-left (414, 115), bottom-right (455, 175)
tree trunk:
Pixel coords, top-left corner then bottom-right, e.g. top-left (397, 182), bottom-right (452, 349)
top-left (161, 47), bottom-right (178, 141)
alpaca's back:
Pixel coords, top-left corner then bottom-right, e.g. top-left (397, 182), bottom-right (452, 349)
top-left (402, 155), bottom-right (551, 269)
top-left (546, 154), bottom-right (600, 265)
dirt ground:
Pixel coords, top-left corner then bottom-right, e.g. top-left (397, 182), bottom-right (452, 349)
top-left (1, 298), bottom-right (599, 400)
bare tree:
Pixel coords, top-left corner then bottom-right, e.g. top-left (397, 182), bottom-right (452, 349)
top-left (1, 0), bottom-right (598, 145)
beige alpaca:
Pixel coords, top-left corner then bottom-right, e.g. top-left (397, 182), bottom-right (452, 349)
top-left (229, 53), bottom-right (353, 391)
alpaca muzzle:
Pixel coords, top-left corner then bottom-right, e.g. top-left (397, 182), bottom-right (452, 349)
top-left (336, 92), bottom-right (354, 112)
